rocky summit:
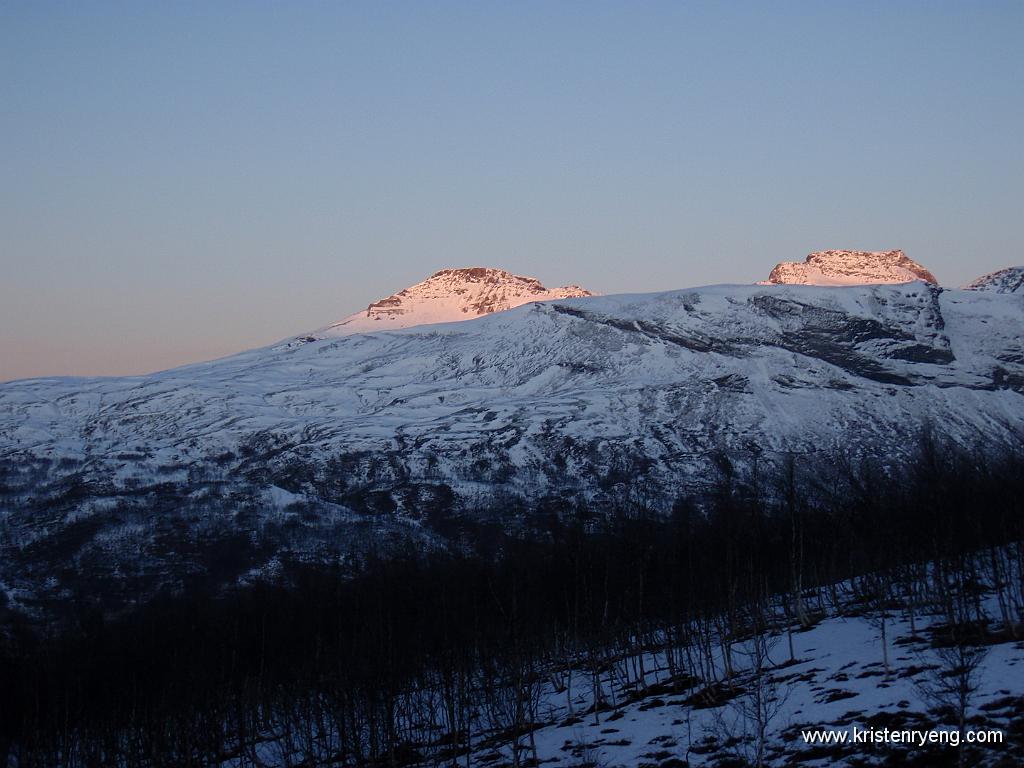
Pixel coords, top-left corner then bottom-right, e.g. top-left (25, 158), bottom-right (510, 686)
top-left (323, 267), bottom-right (593, 335)
top-left (765, 249), bottom-right (938, 286)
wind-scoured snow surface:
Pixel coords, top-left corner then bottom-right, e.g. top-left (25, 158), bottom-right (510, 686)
top-left (764, 250), bottom-right (938, 286)
top-left (965, 266), bottom-right (1024, 295)
top-left (1, 282), bottom-right (1022, 499)
top-left (320, 267), bottom-right (592, 336)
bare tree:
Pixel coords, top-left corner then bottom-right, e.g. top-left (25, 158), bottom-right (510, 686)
top-left (713, 627), bottom-right (791, 768)
top-left (915, 636), bottom-right (988, 768)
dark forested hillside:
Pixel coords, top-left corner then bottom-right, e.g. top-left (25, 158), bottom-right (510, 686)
top-left (2, 436), bottom-right (1023, 766)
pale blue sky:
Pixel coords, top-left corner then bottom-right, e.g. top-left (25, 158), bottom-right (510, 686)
top-left (2, 1), bottom-right (1022, 380)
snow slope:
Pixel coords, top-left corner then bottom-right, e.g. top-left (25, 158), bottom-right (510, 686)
top-left (764, 250), bottom-right (938, 286)
top-left (463, 605), bottom-right (1024, 767)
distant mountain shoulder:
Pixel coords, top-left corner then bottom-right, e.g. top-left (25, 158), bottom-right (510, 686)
top-left (964, 266), bottom-right (1024, 294)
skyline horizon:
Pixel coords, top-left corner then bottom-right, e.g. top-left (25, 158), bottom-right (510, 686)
top-left (1, 248), bottom-right (1015, 383)
top-left (4, 2), bottom-right (1022, 381)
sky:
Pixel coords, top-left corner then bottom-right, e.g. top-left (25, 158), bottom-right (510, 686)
top-left (2, 1), bottom-right (1022, 381)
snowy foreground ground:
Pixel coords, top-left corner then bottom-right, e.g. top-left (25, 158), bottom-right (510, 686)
top-left (517, 616), bottom-right (1023, 767)
top-left (237, 596), bottom-right (1024, 768)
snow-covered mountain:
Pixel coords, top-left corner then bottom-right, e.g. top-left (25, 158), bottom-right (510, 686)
top-left (322, 267), bottom-right (592, 335)
top-left (964, 266), bottom-right (1024, 294)
top-left (3, 282), bottom-right (1022, 502)
top-left (764, 249), bottom-right (938, 286)
top-left (1, 279), bottom-right (1022, 609)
